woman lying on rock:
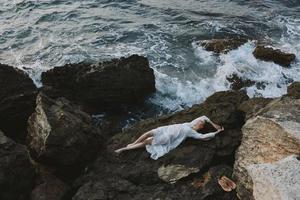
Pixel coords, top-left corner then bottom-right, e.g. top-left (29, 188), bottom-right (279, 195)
top-left (115, 116), bottom-right (224, 160)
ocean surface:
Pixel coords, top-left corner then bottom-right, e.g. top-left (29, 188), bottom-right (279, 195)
top-left (1, 0), bottom-right (300, 119)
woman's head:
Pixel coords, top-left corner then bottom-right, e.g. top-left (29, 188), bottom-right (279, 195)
top-left (194, 120), bottom-right (205, 131)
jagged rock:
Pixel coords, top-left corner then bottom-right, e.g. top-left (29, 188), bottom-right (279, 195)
top-left (191, 165), bottom-right (238, 200)
top-left (226, 73), bottom-right (266, 91)
top-left (287, 81), bottom-right (300, 99)
top-left (233, 96), bottom-right (300, 200)
top-left (247, 155), bottom-right (300, 200)
top-left (0, 64), bottom-right (37, 142)
top-left (158, 164), bottom-right (200, 184)
top-left (238, 97), bottom-right (273, 120)
top-left (253, 46), bottom-right (296, 67)
top-left (0, 130), bottom-right (35, 200)
top-left (227, 74), bottom-right (255, 90)
top-left (27, 93), bottom-right (103, 178)
top-left (110, 90), bottom-right (248, 166)
top-left (41, 55), bottom-right (155, 112)
top-left (72, 177), bottom-right (137, 200)
top-left (198, 38), bottom-right (248, 53)
top-left (31, 174), bottom-right (69, 200)
top-left (71, 90), bottom-right (248, 199)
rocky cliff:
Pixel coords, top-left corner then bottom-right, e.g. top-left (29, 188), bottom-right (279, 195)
top-left (233, 84), bottom-right (300, 200)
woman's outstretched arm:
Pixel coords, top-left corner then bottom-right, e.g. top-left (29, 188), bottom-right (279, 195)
top-left (187, 127), bottom-right (224, 141)
top-left (202, 115), bottom-right (222, 130)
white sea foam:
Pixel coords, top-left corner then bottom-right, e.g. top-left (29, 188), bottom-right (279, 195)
top-left (3, 3), bottom-right (299, 114)
top-left (151, 39), bottom-right (299, 111)
top-left (9, 48), bottom-right (51, 87)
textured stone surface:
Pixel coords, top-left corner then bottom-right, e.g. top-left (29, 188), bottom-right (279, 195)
top-left (27, 93), bottom-right (103, 177)
top-left (41, 55), bottom-right (155, 112)
top-left (287, 81), bottom-right (300, 99)
top-left (238, 97), bottom-right (273, 120)
top-left (253, 46), bottom-right (296, 67)
top-left (158, 164), bottom-right (199, 184)
top-left (31, 174), bottom-right (69, 200)
top-left (199, 38), bottom-right (248, 53)
top-left (248, 155), bottom-right (300, 200)
top-left (72, 90), bottom-right (249, 200)
top-left (0, 130), bottom-right (35, 200)
top-left (191, 165), bottom-right (238, 200)
top-left (0, 63), bottom-right (37, 142)
top-left (233, 96), bottom-right (300, 200)
top-left (226, 73), bottom-right (266, 91)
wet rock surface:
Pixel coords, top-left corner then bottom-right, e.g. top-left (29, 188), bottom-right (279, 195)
top-left (71, 90), bottom-right (249, 199)
top-left (41, 55), bottom-right (156, 112)
top-left (2, 57), bottom-right (299, 199)
top-left (233, 96), bottom-right (300, 200)
top-left (287, 81), bottom-right (300, 99)
top-left (31, 174), bottom-right (69, 200)
top-left (0, 64), bottom-right (37, 142)
top-left (226, 73), bottom-right (255, 91)
top-left (27, 93), bottom-right (103, 178)
top-left (253, 46), bottom-right (296, 67)
top-left (198, 38), bottom-right (248, 53)
top-left (0, 130), bottom-right (35, 200)
top-left (226, 73), bottom-right (267, 91)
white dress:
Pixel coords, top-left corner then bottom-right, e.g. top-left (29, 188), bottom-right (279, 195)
top-left (145, 116), bottom-right (218, 160)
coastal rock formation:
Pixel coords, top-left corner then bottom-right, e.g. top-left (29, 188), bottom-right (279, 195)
top-left (233, 96), bottom-right (300, 200)
top-left (226, 73), bottom-right (255, 90)
top-left (248, 155), bottom-right (300, 200)
top-left (0, 64), bottom-right (37, 142)
top-left (253, 46), bottom-right (296, 67)
top-left (0, 130), bottom-right (35, 200)
top-left (27, 93), bottom-right (103, 177)
top-left (191, 165), bottom-right (237, 200)
top-left (157, 164), bottom-right (200, 184)
top-left (41, 55), bottom-right (156, 112)
top-left (31, 174), bottom-right (69, 200)
top-left (226, 74), bottom-right (267, 91)
top-left (287, 81), bottom-right (300, 98)
top-left (198, 38), bottom-right (248, 53)
top-left (72, 90), bottom-right (249, 199)
top-left (238, 97), bottom-right (273, 120)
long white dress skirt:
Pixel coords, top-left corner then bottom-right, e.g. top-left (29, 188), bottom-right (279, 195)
top-left (146, 123), bottom-right (191, 160)
top-left (145, 116), bottom-right (217, 160)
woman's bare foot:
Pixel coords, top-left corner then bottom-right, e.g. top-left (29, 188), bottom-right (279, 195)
top-left (114, 148), bottom-right (124, 154)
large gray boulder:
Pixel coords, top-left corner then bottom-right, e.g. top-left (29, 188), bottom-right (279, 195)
top-left (248, 155), bottom-right (300, 200)
top-left (0, 130), bottom-right (35, 200)
top-left (41, 55), bottom-right (156, 112)
top-left (27, 93), bottom-right (103, 177)
top-left (0, 64), bottom-right (37, 142)
top-left (233, 96), bottom-right (300, 200)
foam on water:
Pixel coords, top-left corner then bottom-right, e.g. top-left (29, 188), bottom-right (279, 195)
top-left (1, 0), bottom-right (299, 115)
top-left (150, 39), bottom-right (300, 111)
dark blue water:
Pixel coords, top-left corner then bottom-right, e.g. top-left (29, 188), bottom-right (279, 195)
top-left (1, 0), bottom-right (300, 113)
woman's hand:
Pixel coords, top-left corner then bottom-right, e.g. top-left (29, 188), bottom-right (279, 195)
top-left (211, 122), bottom-right (222, 130)
top-left (214, 124), bottom-right (222, 130)
top-left (217, 126), bottom-right (224, 133)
